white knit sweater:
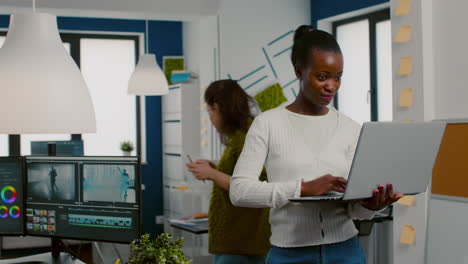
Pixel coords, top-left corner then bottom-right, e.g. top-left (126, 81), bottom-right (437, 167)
top-left (230, 107), bottom-right (376, 248)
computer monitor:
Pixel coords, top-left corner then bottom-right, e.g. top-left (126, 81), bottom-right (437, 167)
top-left (25, 156), bottom-right (141, 243)
top-left (0, 156), bottom-right (25, 235)
top-left (31, 140), bottom-right (84, 156)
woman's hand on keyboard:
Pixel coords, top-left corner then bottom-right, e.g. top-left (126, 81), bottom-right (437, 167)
top-left (300, 174), bottom-right (347, 196)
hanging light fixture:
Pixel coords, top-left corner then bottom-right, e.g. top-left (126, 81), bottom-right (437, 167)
top-left (0, 3), bottom-right (96, 134)
top-left (128, 20), bottom-right (169, 95)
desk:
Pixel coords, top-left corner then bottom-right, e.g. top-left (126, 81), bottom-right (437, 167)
top-left (169, 218), bottom-right (208, 259)
top-left (355, 207), bottom-right (393, 264)
top-left (0, 252), bottom-right (85, 264)
top-left (354, 207), bottom-right (393, 236)
top-left (169, 218), bottom-right (208, 234)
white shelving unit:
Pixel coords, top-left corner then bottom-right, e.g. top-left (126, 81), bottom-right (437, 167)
top-left (161, 81), bottom-right (211, 262)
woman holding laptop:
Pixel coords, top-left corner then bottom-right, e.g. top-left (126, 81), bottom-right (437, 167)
top-left (230, 26), bottom-right (403, 264)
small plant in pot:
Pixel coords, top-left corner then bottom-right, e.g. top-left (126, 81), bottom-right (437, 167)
top-left (129, 233), bottom-right (191, 264)
top-left (120, 141), bottom-right (134, 156)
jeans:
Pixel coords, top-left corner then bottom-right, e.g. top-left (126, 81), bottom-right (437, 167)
top-left (266, 236), bottom-right (366, 264)
top-left (214, 254), bottom-right (266, 264)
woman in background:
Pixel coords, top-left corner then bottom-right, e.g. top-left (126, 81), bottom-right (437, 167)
top-left (230, 26), bottom-right (402, 264)
top-left (186, 79), bottom-right (270, 264)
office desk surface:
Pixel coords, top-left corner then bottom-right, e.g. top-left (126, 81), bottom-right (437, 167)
top-left (169, 218), bottom-right (208, 234)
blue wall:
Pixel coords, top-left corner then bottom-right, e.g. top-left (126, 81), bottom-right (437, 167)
top-left (310, 0), bottom-right (389, 27)
top-left (0, 15), bottom-right (183, 237)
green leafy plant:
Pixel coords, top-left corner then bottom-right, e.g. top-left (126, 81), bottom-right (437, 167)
top-left (129, 233), bottom-right (191, 264)
top-left (120, 141), bottom-right (134, 152)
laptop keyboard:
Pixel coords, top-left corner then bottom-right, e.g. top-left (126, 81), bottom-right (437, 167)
top-left (318, 191), bottom-right (344, 200)
top-left (323, 191), bottom-right (344, 197)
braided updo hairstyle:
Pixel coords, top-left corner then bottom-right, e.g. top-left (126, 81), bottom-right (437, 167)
top-left (291, 25), bottom-right (342, 68)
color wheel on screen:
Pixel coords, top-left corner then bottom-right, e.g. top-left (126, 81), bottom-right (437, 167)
top-left (0, 206), bottom-right (8, 218)
top-left (1, 186), bottom-right (17, 204)
top-left (9, 206), bottom-right (20, 218)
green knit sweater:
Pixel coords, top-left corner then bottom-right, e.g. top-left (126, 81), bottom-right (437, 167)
top-left (208, 125), bottom-right (271, 255)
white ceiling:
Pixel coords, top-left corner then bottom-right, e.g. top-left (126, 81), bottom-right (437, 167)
top-left (0, 0), bottom-right (221, 21)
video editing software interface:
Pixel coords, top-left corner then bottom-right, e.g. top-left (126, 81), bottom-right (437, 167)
top-left (25, 156), bottom-right (141, 243)
top-left (0, 157), bottom-right (24, 235)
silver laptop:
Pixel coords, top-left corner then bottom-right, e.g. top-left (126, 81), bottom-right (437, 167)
top-left (289, 121), bottom-right (446, 202)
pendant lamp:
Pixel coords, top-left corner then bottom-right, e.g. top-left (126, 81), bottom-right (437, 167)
top-left (0, 12), bottom-right (96, 134)
top-left (128, 20), bottom-right (169, 95)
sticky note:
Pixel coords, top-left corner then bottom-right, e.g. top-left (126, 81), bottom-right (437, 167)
top-left (399, 56), bottom-right (413, 76)
top-left (395, 25), bottom-right (412, 43)
top-left (201, 128), bottom-right (207, 135)
top-left (396, 0), bottom-right (411, 16)
top-left (402, 119), bottom-right (415, 122)
top-left (176, 186), bottom-right (189, 191)
top-left (400, 225), bottom-right (416, 245)
top-left (201, 139), bottom-right (208, 146)
top-left (397, 195), bottom-right (416, 206)
top-left (399, 88), bottom-right (413, 107)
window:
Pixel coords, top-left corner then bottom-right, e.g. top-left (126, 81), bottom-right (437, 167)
top-left (80, 38), bottom-right (138, 156)
top-left (0, 32), bottom-right (140, 156)
top-left (333, 9), bottom-right (392, 123)
top-left (376, 20), bottom-right (392, 121)
top-left (0, 35), bottom-right (8, 156)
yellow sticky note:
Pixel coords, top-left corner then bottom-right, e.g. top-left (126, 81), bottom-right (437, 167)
top-left (176, 186), bottom-right (189, 191)
top-left (402, 119), bottom-right (415, 122)
top-left (400, 225), bottom-right (416, 245)
top-left (397, 195), bottom-right (416, 206)
top-left (396, 0), bottom-right (411, 16)
top-left (399, 56), bottom-right (413, 76)
top-left (395, 25), bottom-right (412, 43)
top-left (399, 88), bottom-right (413, 107)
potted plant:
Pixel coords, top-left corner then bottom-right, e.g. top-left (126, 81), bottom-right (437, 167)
top-left (129, 233), bottom-right (191, 264)
top-left (120, 141), bottom-right (134, 156)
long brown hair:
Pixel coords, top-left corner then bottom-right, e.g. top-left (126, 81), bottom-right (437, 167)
top-left (204, 80), bottom-right (254, 141)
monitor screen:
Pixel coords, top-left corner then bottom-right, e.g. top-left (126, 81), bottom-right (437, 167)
top-left (82, 163), bottom-right (136, 204)
top-left (0, 157), bottom-right (25, 235)
top-left (27, 163), bottom-right (77, 202)
top-left (31, 140), bottom-right (84, 156)
top-left (25, 156), bottom-right (141, 243)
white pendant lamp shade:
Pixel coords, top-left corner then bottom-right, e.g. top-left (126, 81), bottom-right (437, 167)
top-left (0, 13), bottom-right (96, 134)
top-left (128, 54), bottom-right (169, 95)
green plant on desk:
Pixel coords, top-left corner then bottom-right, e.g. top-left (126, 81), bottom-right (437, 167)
top-left (120, 141), bottom-right (134, 152)
top-left (129, 233), bottom-right (191, 264)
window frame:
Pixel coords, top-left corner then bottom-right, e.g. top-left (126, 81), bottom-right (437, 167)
top-left (332, 8), bottom-right (390, 122)
top-left (0, 31), bottom-right (142, 157)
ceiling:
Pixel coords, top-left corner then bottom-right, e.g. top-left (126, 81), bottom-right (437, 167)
top-left (0, 0), bottom-right (221, 21)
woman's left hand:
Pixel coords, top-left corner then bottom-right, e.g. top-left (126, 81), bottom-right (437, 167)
top-left (186, 160), bottom-right (215, 181)
top-left (359, 183), bottom-right (404, 211)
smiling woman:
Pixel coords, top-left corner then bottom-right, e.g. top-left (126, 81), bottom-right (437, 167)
top-left (229, 25), bottom-right (402, 264)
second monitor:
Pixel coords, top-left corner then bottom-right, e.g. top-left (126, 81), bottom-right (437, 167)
top-left (25, 156), bottom-right (141, 243)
